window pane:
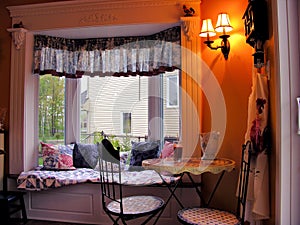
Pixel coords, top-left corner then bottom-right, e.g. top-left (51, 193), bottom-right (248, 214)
top-left (122, 112), bottom-right (131, 134)
top-left (79, 74), bottom-right (180, 148)
top-left (166, 74), bottom-right (179, 107)
top-left (81, 110), bottom-right (88, 132)
top-left (39, 75), bottom-right (65, 144)
top-left (164, 70), bottom-right (180, 140)
top-left (38, 73), bottom-right (181, 154)
top-left (80, 76), bottom-right (149, 147)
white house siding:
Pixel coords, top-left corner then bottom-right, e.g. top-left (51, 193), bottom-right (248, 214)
top-left (85, 76), bottom-right (148, 137)
top-left (83, 73), bottom-right (180, 141)
top-left (163, 106), bottom-right (180, 138)
top-left (163, 72), bottom-right (180, 138)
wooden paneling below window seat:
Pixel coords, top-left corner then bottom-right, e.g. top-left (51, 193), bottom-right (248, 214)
top-left (17, 168), bottom-right (201, 224)
top-left (25, 183), bottom-right (199, 225)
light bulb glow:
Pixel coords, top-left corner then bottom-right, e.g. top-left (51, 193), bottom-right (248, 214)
top-left (199, 19), bottom-right (216, 37)
top-left (215, 13), bottom-right (233, 33)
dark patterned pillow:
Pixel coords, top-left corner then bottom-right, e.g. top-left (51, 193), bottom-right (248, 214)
top-left (129, 141), bottom-right (160, 171)
top-left (73, 143), bottom-right (99, 169)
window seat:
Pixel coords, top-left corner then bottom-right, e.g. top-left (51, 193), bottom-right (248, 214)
top-left (16, 167), bottom-right (200, 224)
top-left (17, 167), bottom-right (179, 191)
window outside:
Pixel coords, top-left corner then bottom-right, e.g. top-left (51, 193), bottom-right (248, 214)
top-left (122, 112), bottom-right (132, 134)
top-left (166, 74), bottom-right (179, 108)
top-left (39, 74), bottom-right (65, 144)
top-left (38, 70), bottom-right (180, 157)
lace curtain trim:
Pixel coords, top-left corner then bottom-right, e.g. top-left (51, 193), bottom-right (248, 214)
top-left (33, 26), bottom-right (181, 78)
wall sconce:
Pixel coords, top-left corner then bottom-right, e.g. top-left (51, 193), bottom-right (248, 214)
top-left (199, 13), bottom-right (233, 60)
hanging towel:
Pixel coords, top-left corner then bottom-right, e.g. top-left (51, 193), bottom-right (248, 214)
top-left (244, 70), bottom-right (270, 224)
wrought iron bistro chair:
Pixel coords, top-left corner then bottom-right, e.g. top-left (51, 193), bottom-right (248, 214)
top-left (0, 149), bottom-right (27, 224)
top-left (98, 138), bottom-right (165, 225)
top-left (177, 141), bottom-right (253, 225)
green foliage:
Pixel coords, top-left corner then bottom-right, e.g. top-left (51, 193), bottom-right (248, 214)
top-left (38, 157), bottom-right (43, 166)
top-left (38, 75), bottom-right (65, 141)
top-left (54, 132), bottom-right (63, 141)
top-left (109, 137), bottom-right (120, 150)
top-left (93, 131), bottom-right (105, 144)
top-left (121, 134), bottom-right (131, 152)
top-left (93, 131), bottom-right (120, 148)
top-left (93, 131), bottom-right (131, 152)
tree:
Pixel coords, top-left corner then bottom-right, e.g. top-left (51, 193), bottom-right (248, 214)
top-left (39, 75), bottom-right (65, 141)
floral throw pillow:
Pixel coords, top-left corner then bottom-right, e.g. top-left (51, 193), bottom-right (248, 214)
top-left (160, 141), bottom-right (174, 158)
top-left (41, 142), bottom-right (76, 170)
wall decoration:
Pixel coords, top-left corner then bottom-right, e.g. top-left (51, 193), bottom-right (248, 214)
top-left (243, 0), bottom-right (268, 68)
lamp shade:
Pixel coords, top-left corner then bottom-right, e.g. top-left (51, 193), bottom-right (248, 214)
top-left (199, 19), bottom-right (216, 37)
top-left (215, 13), bottom-right (233, 33)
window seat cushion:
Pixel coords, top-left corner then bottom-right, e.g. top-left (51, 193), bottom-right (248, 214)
top-left (17, 167), bottom-right (179, 191)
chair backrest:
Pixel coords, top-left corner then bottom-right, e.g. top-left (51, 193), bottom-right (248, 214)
top-left (98, 139), bottom-right (123, 213)
top-left (236, 140), bottom-right (253, 224)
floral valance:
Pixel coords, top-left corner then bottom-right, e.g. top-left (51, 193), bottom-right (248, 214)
top-left (33, 26), bottom-right (181, 78)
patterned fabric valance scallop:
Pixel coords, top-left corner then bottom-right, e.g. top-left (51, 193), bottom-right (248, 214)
top-left (33, 26), bottom-right (181, 78)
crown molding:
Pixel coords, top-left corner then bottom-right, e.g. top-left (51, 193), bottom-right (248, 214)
top-left (7, 0), bottom-right (201, 18)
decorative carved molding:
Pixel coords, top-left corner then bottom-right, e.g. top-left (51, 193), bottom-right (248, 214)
top-left (7, 0), bottom-right (200, 18)
top-left (180, 16), bottom-right (200, 41)
top-left (79, 13), bottom-right (118, 25)
top-left (7, 28), bottom-right (28, 50)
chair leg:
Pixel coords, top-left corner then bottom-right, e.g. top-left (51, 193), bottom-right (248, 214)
top-left (0, 199), bottom-right (9, 224)
top-left (20, 196), bottom-right (28, 224)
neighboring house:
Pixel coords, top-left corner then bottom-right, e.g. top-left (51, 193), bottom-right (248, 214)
top-left (80, 70), bottom-right (180, 143)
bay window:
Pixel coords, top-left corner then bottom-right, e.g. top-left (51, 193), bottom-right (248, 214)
top-left (7, 1), bottom-right (204, 176)
top-left (35, 26), bottom-right (182, 159)
top-left (38, 70), bottom-right (181, 156)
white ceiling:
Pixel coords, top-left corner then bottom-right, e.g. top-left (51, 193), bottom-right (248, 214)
top-left (35, 22), bottom-right (180, 39)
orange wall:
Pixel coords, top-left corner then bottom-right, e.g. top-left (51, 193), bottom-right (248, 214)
top-left (200, 0), bottom-right (253, 212)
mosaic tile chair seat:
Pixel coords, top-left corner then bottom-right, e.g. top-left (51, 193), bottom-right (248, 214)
top-left (98, 138), bottom-right (165, 225)
top-left (177, 141), bottom-right (253, 225)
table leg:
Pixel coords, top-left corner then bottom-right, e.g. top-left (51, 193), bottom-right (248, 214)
top-left (185, 172), bottom-right (206, 206)
top-left (162, 175), bottom-right (185, 208)
top-left (206, 170), bottom-right (225, 206)
top-left (185, 171), bottom-right (226, 207)
top-left (153, 173), bottom-right (184, 225)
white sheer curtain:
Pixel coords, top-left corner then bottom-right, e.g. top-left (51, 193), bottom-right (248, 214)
top-left (33, 26), bottom-right (181, 78)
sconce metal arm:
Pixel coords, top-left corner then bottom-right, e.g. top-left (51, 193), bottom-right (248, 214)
top-left (203, 34), bottom-right (230, 60)
top-left (204, 40), bottom-right (221, 50)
